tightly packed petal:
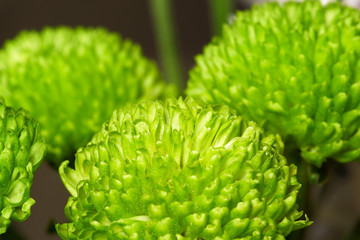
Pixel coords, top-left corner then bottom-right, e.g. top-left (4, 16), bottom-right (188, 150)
top-left (0, 27), bottom-right (175, 166)
top-left (57, 98), bottom-right (310, 239)
top-left (186, 0), bottom-right (360, 167)
top-left (0, 98), bottom-right (46, 234)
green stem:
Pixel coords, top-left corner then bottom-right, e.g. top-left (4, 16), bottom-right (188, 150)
top-left (149, 0), bottom-right (184, 92)
top-left (208, 0), bottom-right (234, 36)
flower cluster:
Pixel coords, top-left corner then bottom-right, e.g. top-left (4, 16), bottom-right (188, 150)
top-left (0, 98), bottom-right (46, 234)
top-left (0, 27), bottom-right (175, 166)
top-left (57, 98), bottom-right (310, 239)
top-left (187, 0), bottom-right (360, 167)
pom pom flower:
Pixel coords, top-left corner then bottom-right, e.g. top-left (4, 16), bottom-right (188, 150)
top-left (0, 98), bottom-right (46, 234)
top-left (186, 0), bottom-right (360, 167)
top-left (0, 27), bottom-right (174, 166)
top-left (57, 98), bottom-right (310, 239)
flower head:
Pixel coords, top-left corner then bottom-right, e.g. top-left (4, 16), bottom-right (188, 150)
top-left (187, 0), bottom-right (360, 167)
top-left (0, 98), bottom-right (46, 234)
top-left (57, 98), bottom-right (310, 239)
top-left (0, 27), bottom-right (175, 166)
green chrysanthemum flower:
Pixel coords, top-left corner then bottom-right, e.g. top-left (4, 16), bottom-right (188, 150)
top-left (0, 27), bottom-right (175, 167)
top-left (186, 0), bottom-right (360, 167)
top-left (57, 98), bottom-right (310, 239)
top-left (0, 98), bottom-right (46, 234)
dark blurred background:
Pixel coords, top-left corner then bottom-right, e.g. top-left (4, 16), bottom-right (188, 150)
top-left (0, 0), bottom-right (359, 240)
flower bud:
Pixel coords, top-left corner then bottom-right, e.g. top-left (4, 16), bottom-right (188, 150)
top-left (0, 27), bottom-right (175, 167)
top-left (0, 98), bottom-right (46, 234)
top-left (186, 0), bottom-right (360, 167)
top-left (57, 98), bottom-right (310, 239)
